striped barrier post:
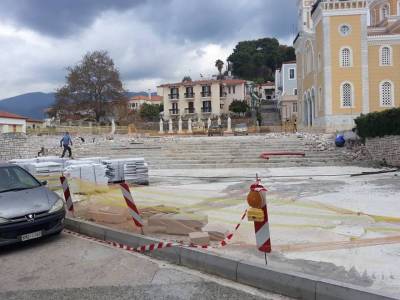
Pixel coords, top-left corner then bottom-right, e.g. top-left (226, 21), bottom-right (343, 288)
top-left (120, 182), bottom-right (143, 228)
top-left (60, 176), bottom-right (75, 216)
top-left (251, 183), bottom-right (271, 253)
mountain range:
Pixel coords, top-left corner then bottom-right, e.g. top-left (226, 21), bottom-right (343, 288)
top-left (0, 91), bottom-right (150, 120)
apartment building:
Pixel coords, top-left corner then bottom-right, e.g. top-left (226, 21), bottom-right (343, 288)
top-left (157, 79), bottom-right (247, 119)
top-left (275, 62), bottom-right (298, 121)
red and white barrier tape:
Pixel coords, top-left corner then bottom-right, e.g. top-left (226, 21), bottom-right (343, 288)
top-left (64, 209), bottom-right (248, 253)
top-left (186, 209), bottom-right (247, 249)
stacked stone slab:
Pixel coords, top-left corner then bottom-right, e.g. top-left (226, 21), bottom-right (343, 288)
top-left (0, 133), bottom-right (34, 161)
top-left (365, 135), bottom-right (400, 167)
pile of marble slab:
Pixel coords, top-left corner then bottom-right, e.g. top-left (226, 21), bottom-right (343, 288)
top-left (10, 157), bottom-right (67, 175)
top-left (10, 156), bottom-right (149, 185)
top-left (102, 158), bottom-right (149, 185)
top-left (64, 163), bottom-right (108, 185)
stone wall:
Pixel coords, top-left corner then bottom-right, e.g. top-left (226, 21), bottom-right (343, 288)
top-left (365, 135), bottom-right (400, 167)
top-left (0, 133), bottom-right (34, 161)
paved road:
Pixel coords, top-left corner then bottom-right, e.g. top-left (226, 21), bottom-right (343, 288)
top-left (0, 233), bottom-right (291, 300)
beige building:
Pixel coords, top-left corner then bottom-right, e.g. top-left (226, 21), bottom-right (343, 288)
top-left (295, 0), bottom-right (400, 132)
top-left (157, 79), bottom-right (247, 119)
top-left (0, 111), bottom-right (27, 133)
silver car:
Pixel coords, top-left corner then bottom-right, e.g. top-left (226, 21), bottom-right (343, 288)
top-left (0, 163), bottom-right (66, 246)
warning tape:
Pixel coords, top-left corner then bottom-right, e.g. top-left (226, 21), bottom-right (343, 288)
top-left (64, 209), bottom-right (248, 253)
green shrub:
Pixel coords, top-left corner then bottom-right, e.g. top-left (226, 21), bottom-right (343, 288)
top-left (355, 108), bottom-right (400, 138)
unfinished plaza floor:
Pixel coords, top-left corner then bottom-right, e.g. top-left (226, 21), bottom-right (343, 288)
top-left (43, 134), bottom-right (399, 297)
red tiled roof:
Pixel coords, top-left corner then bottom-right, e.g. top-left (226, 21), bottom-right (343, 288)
top-left (283, 60), bottom-right (297, 64)
top-left (130, 95), bottom-right (163, 102)
top-left (158, 79), bottom-right (246, 88)
top-left (0, 111), bottom-right (28, 120)
top-left (259, 81), bottom-right (275, 87)
top-left (26, 118), bottom-right (44, 123)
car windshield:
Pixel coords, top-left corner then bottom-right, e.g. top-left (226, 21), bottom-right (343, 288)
top-left (0, 166), bottom-right (41, 193)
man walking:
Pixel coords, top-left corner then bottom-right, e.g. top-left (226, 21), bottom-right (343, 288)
top-left (60, 132), bottom-right (73, 158)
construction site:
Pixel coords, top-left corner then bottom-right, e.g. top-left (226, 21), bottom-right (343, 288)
top-left (6, 132), bottom-right (399, 298)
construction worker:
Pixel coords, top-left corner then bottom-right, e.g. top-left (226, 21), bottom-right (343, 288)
top-left (60, 132), bottom-right (73, 158)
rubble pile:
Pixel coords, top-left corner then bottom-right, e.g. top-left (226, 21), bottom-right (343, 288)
top-left (299, 133), bottom-right (336, 152)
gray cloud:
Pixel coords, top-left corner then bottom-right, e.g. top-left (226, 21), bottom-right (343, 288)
top-left (0, 0), bottom-right (145, 37)
top-left (0, 0), bottom-right (297, 99)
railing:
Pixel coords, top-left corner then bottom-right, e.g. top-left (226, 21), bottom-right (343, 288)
top-left (184, 108), bottom-right (196, 114)
top-left (169, 109), bottom-right (180, 115)
top-left (184, 93), bottom-right (195, 99)
top-left (201, 92), bottom-right (211, 97)
top-left (201, 107), bottom-right (212, 113)
top-left (312, 0), bottom-right (367, 14)
top-left (169, 94), bottom-right (179, 100)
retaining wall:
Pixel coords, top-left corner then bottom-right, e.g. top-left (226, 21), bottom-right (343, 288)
top-left (65, 218), bottom-right (399, 300)
top-left (365, 135), bottom-right (400, 167)
top-left (0, 133), bottom-right (34, 161)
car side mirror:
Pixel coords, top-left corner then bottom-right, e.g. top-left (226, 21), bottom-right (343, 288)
top-left (41, 180), bottom-right (48, 186)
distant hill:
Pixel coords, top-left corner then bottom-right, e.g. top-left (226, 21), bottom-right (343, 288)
top-left (0, 92), bottom-right (55, 120)
top-left (0, 91), bottom-right (156, 120)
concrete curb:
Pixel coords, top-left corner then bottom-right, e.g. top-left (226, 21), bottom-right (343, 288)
top-left (65, 218), bottom-right (399, 300)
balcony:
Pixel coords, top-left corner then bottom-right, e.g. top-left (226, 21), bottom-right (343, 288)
top-left (184, 93), bottom-right (195, 99)
top-left (169, 94), bottom-right (179, 100)
top-left (184, 108), bottom-right (196, 114)
top-left (201, 107), bottom-right (212, 113)
top-left (201, 92), bottom-right (211, 98)
top-left (169, 109), bottom-right (180, 115)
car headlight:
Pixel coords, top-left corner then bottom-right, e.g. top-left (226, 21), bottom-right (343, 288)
top-left (0, 217), bottom-right (10, 224)
top-left (49, 199), bottom-right (65, 213)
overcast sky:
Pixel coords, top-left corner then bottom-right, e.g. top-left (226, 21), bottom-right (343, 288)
top-left (0, 0), bottom-right (297, 99)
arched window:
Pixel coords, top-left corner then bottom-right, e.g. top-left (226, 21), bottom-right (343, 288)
top-left (381, 4), bottom-right (390, 20)
top-left (341, 82), bottom-right (353, 108)
top-left (305, 41), bottom-right (313, 75)
top-left (380, 81), bottom-right (394, 107)
top-left (340, 47), bottom-right (352, 67)
top-left (380, 46), bottom-right (392, 66)
top-left (398, 1), bottom-right (400, 16)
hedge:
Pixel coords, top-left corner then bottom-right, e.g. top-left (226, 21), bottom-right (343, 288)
top-left (355, 108), bottom-right (400, 138)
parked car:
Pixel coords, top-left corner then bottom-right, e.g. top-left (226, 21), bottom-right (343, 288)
top-left (0, 163), bottom-right (66, 246)
top-left (233, 123), bottom-right (248, 136)
top-left (208, 124), bottom-right (224, 136)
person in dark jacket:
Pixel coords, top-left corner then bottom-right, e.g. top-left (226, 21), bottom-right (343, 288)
top-left (60, 132), bottom-right (73, 158)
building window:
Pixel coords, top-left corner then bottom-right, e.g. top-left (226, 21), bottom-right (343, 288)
top-left (339, 24), bottom-right (351, 36)
top-left (340, 47), bottom-right (352, 67)
top-left (202, 101), bottom-right (212, 113)
top-left (170, 87), bottom-right (179, 99)
top-left (381, 4), bottom-right (390, 20)
top-left (293, 102), bottom-right (298, 113)
top-left (185, 87), bottom-right (194, 98)
top-left (380, 46), bottom-right (392, 66)
top-left (398, 1), bottom-right (400, 16)
top-left (294, 88), bottom-right (298, 96)
top-left (201, 86), bottom-right (211, 97)
top-left (380, 81), bottom-right (394, 107)
top-left (341, 82), bottom-right (353, 108)
top-left (232, 85), bottom-right (236, 94)
top-left (318, 53), bottom-right (321, 71)
top-left (289, 68), bottom-right (295, 79)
